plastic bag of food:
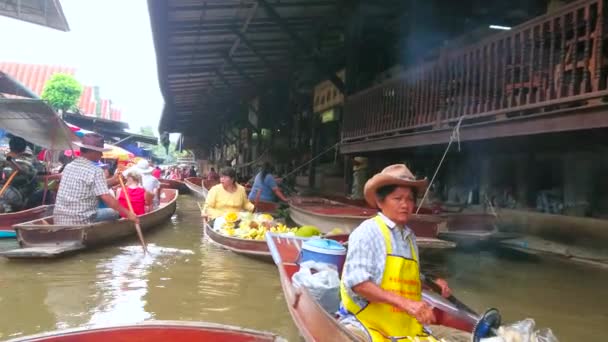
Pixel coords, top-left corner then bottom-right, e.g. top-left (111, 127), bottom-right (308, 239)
top-left (292, 261), bottom-right (341, 314)
top-left (482, 319), bottom-right (558, 342)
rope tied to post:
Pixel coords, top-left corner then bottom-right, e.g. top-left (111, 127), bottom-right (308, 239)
top-left (416, 116), bottom-right (465, 214)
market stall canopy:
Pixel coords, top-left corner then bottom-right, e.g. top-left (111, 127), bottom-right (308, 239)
top-left (103, 144), bottom-right (135, 161)
top-left (0, 98), bottom-right (78, 150)
top-left (63, 112), bottom-right (158, 145)
top-left (0, 71), bottom-right (38, 99)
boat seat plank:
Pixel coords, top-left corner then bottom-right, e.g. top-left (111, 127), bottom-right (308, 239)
top-left (0, 244), bottom-right (85, 259)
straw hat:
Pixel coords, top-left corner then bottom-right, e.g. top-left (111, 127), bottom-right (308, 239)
top-left (363, 164), bottom-right (428, 208)
top-left (123, 159), bottom-right (154, 177)
top-left (73, 133), bottom-right (111, 152)
top-left (132, 159), bottom-right (154, 174)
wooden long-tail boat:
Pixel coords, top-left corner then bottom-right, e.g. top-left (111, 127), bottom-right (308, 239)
top-left (6, 320), bottom-right (286, 342)
top-left (289, 197), bottom-right (455, 252)
top-left (204, 219), bottom-right (274, 261)
top-left (159, 179), bottom-right (189, 194)
top-left (319, 195), bottom-right (510, 247)
top-left (0, 98), bottom-right (77, 240)
top-left (0, 189), bottom-right (178, 259)
top-left (439, 212), bottom-right (515, 246)
top-left (204, 219), bottom-right (349, 262)
top-left (184, 177), bottom-right (205, 199)
top-left (0, 205), bottom-right (54, 238)
top-left (202, 179), bottom-right (219, 199)
top-left (266, 233), bottom-right (478, 341)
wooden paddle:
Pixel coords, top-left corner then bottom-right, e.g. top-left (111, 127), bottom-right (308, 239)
top-left (0, 170), bottom-right (18, 197)
top-left (254, 189), bottom-right (261, 213)
top-left (118, 175), bottom-right (148, 254)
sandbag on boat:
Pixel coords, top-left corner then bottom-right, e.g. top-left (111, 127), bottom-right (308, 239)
top-left (292, 260), bottom-right (341, 314)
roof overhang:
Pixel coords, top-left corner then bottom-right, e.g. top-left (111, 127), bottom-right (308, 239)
top-left (0, 0), bottom-right (70, 32)
top-left (148, 0), bottom-right (347, 136)
top-left (0, 98), bottom-right (77, 150)
top-left (63, 112), bottom-right (158, 145)
top-left (0, 71), bottom-right (38, 98)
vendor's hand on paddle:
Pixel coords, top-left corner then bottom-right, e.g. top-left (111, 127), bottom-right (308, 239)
top-left (400, 299), bottom-right (436, 325)
top-left (434, 278), bottom-right (451, 298)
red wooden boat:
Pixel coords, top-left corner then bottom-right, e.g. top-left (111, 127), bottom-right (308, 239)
top-left (289, 197), bottom-right (455, 251)
top-left (184, 177), bottom-right (205, 199)
top-left (266, 233), bottom-right (480, 341)
top-left (6, 321), bottom-right (286, 341)
top-left (0, 205), bottom-right (54, 238)
top-left (159, 178), bottom-right (189, 194)
top-left (320, 195), bottom-right (509, 247)
top-left (202, 179), bottom-right (219, 199)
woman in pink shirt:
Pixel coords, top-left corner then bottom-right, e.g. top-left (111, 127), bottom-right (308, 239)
top-left (116, 171), bottom-right (146, 216)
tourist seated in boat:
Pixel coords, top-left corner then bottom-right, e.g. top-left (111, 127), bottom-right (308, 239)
top-left (53, 133), bottom-right (139, 225)
top-left (202, 167), bottom-right (254, 219)
top-left (116, 170), bottom-right (146, 216)
top-left (125, 160), bottom-right (160, 211)
top-left (188, 165), bottom-right (197, 177)
top-left (339, 164), bottom-right (470, 341)
top-left (152, 166), bottom-right (162, 179)
top-left (247, 162), bottom-right (288, 203)
top-left (170, 167), bottom-right (181, 180)
top-left (0, 136), bottom-right (45, 213)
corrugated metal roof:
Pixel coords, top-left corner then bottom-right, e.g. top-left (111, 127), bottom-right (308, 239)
top-left (148, 0), bottom-right (348, 136)
top-left (0, 0), bottom-right (70, 32)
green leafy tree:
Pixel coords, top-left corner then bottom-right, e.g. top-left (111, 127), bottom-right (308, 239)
top-left (139, 126), bottom-right (190, 163)
top-left (41, 74), bottom-right (83, 112)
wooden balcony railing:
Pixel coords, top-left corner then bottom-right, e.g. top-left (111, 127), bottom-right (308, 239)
top-left (343, 0), bottom-right (608, 142)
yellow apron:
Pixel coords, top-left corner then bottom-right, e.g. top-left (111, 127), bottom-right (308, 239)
top-left (341, 216), bottom-right (437, 341)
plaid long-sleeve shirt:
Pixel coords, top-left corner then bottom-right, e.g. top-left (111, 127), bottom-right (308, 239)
top-left (339, 213), bottom-right (419, 329)
top-left (53, 157), bottom-right (110, 225)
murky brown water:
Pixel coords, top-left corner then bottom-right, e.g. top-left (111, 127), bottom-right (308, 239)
top-left (0, 196), bottom-right (606, 341)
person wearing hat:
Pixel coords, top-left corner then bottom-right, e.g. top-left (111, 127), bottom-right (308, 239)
top-left (53, 133), bottom-right (139, 225)
top-left (339, 164), bottom-right (467, 341)
top-left (124, 159), bottom-right (160, 211)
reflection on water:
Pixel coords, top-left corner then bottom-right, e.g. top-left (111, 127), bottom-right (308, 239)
top-left (88, 245), bottom-right (194, 326)
top-left (0, 196), bottom-right (606, 341)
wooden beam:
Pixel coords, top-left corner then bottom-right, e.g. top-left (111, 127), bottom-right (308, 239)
top-left (230, 28), bottom-right (272, 69)
top-left (340, 107), bottom-right (608, 154)
top-left (257, 0), bottom-right (345, 94)
top-left (222, 51), bottom-right (257, 86)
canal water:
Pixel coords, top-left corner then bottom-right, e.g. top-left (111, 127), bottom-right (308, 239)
top-left (0, 195), bottom-right (606, 341)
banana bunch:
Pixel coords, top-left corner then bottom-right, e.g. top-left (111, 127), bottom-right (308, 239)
top-left (269, 223), bottom-right (299, 234)
top-left (241, 227), bottom-right (268, 240)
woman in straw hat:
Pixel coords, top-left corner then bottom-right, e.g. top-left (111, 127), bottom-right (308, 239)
top-left (339, 164), bottom-right (470, 341)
